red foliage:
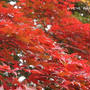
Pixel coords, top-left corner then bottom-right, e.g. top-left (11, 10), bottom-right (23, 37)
top-left (0, 0), bottom-right (90, 90)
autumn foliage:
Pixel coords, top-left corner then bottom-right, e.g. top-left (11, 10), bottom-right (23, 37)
top-left (0, 0), bottom-right (90, 90)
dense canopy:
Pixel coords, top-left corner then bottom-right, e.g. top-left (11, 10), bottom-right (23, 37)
top-left (0, 0), bottom-right (90, 90)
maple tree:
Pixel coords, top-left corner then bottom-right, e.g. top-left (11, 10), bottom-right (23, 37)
top-left (0, 0), bottom-right (90, 90)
